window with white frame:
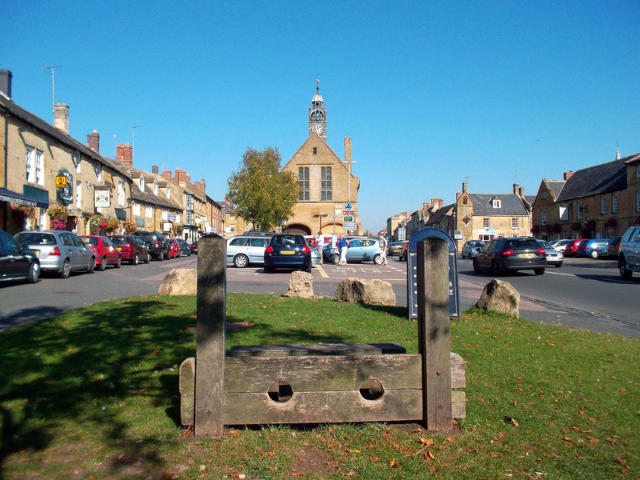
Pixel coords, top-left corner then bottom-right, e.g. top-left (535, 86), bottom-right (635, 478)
top-left (117, 181), bottom-right (125, 206)
top-left (636, 165), bottom-right (640, 178)
top-left (75, 180), bottom-right (82, 208)
top-left (97, 166), bottom-right (102, 183)
top-left (512, 218), bottom-right (519, 229)
top-left (145, 205), bottom-right (153, 218)
top-left (153, 182), bottom-right (158, 195)
top-left (166, 188), bottom-right (171, 199)
top-left (541, 211), bottom-right (547, 225)
top-left (600, 197), bottom-right (606, 214)
top-left (492, 199), bottom-right (501, 208)
top-left (577, 202), bottom-right (583, 219)
top-left (559, 205), bottom-right (569, 221)
top-left (139, 178), bottom-right (145, 190)
top-left (133, 202), bottom-right (141, 216)
top-left (161, 210), bottom-right (168, 220)
top-left (186, 194), bottom-right (194, 210)
top-left (75, 159), bottom-right (81, 173)
top-left (483, 218), bottom-right (490, 228)
top-left (26, 147), bottom-right (45, 185)
top-left (612, 194), bottom-right (619, 213)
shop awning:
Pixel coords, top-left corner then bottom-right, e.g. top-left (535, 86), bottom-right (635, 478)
top-left (0, 187), bottom-right (49, 208)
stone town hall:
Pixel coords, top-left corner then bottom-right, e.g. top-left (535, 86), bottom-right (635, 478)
top-left (281, 82), bottom-right (362, 235)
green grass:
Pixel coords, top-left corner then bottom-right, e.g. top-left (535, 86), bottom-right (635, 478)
top-left (1, 293), bottom-right (639, 479)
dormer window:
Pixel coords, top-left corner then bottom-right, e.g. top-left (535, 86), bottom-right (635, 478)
top-left (166, 188), bottom-right (171, 199)
top-left (153, 182), bottom-right (158, 195)
top-left (139, 177), bottom-right (145, 190)
top-left (492, 199), bottom-right (501, 208)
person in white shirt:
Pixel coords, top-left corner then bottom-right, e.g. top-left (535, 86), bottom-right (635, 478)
top-left (378, 233), bottom-right (388, 265)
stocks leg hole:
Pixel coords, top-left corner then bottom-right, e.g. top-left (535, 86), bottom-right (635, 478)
top-left (359, 379), bottom-right (384, 400)
top-left (267, 381), bottom-right (293, 402)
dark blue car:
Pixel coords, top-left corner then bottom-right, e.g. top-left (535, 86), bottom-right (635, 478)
top-left (264, 234), bottom-right (311, 273)
top-left (576, 238), bottom-right (610, 258)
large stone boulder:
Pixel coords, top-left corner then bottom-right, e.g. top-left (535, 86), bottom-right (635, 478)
top-left (336, 278), bottom-right (396, 307)
top-left (475, 279), bottom-right (520, 317)
top-left (158, 268), bottom-right (197, 296)
top-left (284, 270), bottom-right (314, 298)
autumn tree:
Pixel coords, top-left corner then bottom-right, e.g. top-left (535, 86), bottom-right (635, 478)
top-left (226, 147), bottom-right (297, 232)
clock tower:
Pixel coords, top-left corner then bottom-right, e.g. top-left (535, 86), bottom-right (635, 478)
top-left (308, 79), bottom-right (327, 139)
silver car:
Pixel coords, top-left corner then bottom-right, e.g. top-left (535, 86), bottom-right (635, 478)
top-left (226, 235), bottom-right (271, 268)
top-left (14, 230), bottom-right (96, 278)
top-left (537, 240), bottom-right (563, 267)
top-left (619, 226), bottom-right (640, 280)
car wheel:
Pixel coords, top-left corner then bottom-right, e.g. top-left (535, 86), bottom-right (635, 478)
top-left (534, 267), bottom-right (545, 275)
top-left (619, 256), bottom-right (633, 280)
top-left (145, 253), bottom-right (151, 263)
top-left (98, 258), bottom-right (107, 271)
top-left (133, 254), bottom-right (139, 265)
top-left (331, 253), bottom-right (340, 265)
top-left (234, 254), bottom-right (249, 268)
top-left (115, 256), bottom-right (122, 268)
top-left (159, 251), bottom-right (164, 261)
top-left (591, 250), bottom-right (598, 259)
top-left (87, 257), bottom-right (96, 273)
top-left (373, 254), bottom-right (382, 265)
top-left (60, 259), bottom-right (71, 278)
top-left (305, 263), bottom-right (312, 273)
top-left (26, 262), bottom-right (40, 283)
top-left (472, 259), bottom-right (480, 273)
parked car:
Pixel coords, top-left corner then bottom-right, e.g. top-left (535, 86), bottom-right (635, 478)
top-left (0, 229), bottom-right (40, 284)
top-left (264, 234), bottom-right (312, 272)
top-left (14, 230), bottom-right (95, 278)
top-left (399, 241), bottom-right (409, 261)
top-left (473, 237), bottom-right (546, 275)
top-left (168, 238), bottom-right (181, 258)
top-left (461, 240), bottom-right (485, 259)
top-left (227, 235), bottom-right (271, 267)
top-left (189, 239), bottom-right (198, 255)
top-left (576, 238), bottom-right (610, 258)
top-left (133, 231), bottom-right (170, 260)
top-left (323, 238), bottom-right (384, 265)
top-left (618, 226), bottom-right (640, 280)
top-left (607, 237), bottom-right (621, 258)
top-left (110, 235), bottom-right (151, 264)
top-left (537, 240), bottom-right (564, 267)
top-left (176, 238), bottom-right (191, 256)
top-left (563, 238), bottom-right (586, 257)
top-left (551, 239), bottom-right (573, 253)
top-left (387, 241), bottom-right (404, 256)
top-left (80, 235), bottom-right (122, 270)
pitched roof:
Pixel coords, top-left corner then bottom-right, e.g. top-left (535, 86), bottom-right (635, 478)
top-left (546, 180), bottom-right (565, 200)
top-left (426, 203), bottom-right (455, 225)
top-left (0, 93), bottom-right (131, 180)
top-left (556, 158), bottom-right (629, 202)
top-left (130, 183), bottom-right (182, 210)
top-left (470, 193), bottom-right (529, 216)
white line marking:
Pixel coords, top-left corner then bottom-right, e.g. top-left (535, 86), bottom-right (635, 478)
top-left (545, 271), bottom-right (577, 277)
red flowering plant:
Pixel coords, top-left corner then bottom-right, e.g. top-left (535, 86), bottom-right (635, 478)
top-left (47, 205), bottom-right (68, 230)
top-left (89, 215), bottom-right (120, 234)
top-left (123, 222), bottom-right (137, 235)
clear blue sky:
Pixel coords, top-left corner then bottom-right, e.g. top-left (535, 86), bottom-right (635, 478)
top-left (3, 1), bottom-right (639, 232)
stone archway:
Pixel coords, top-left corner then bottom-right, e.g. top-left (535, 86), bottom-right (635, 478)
top-left (283, 224), bottom-right (311, 235)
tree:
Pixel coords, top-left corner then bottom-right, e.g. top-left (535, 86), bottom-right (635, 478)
top-left (227, 147), bottom-right (298, 232)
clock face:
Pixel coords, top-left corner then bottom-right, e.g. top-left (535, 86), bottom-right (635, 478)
top-left (312, 123), bottom-right (324, 135)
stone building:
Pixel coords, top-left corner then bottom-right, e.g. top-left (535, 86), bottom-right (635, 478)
top-left (1, 70), bottom-right (132, 235)
top-left (386, 211), bottom-right (409, 241)
top-left (222, 200), bottom-right (253, 238)
top-left (532, 153), bottom-right (640, 240)
top-left (205, 195), bottom-right (224, 235)
top-left (454, 182), bottom-right (532, 249)
top-left (280, 83), bottom-right (361, 235)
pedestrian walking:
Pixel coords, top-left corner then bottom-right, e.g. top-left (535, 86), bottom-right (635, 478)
top-left (378, 233), bottom-right (389, 265)
top-left (337, 233), bottom-right (349, 266)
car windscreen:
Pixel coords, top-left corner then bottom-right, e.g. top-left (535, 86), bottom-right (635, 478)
top-left (15, 232), bottom-right (57, 245)
top-left (505, 239), bottom-right (539, 250)
top-left (110, 237), bottom-right (129, 245)
top-left (82, 237), bottom-right (99, 246)
top-left (271, 235), bottom-right (305, 246)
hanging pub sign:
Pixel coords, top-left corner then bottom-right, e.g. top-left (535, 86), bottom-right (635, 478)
top-left (94, 187), bottom-right (111, 208)
top-left (56, 169), bottom-right (73, 206)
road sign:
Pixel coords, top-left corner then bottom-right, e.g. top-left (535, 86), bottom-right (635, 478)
top-left (345, 202), bottom-right (352, 210)
top-left (343, 222), bottom-right (356, 230)
top-left (343, 215), bottom-right (354, 222)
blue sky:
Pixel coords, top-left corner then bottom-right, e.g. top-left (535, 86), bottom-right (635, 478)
top-left (3, 1), bottom-right (639, 231)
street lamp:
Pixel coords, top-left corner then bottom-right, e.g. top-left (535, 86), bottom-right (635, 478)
top-left (313, 213), bottom-right (328, 234)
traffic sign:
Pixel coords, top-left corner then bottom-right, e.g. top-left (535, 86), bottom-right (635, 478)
top-left (345, 202), bottom-right (352, 210)
top-left (343, 215), bottom-right (354, 222)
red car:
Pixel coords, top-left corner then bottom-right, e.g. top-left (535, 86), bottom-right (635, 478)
top-left (109, 235), bottom-right (151, 265)
top-left (80, 235), bottom-right (122, 270)
top-left (168, 238), bottom-right (181, 258)
top-left (564, 238), bottom-right (586, 257)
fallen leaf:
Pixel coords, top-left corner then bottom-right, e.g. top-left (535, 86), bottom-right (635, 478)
top-left (419, 437), bottom-right (434, 446)
top-left (446, 436), bottom-right (455, 443)
top-left (587, 436), bottom-right (600, 443)
top-left (390, 458), bottom-right (398, 468)
top-left (429, 466), bottom-right (437, 473)
top-left (227, 429), bottom-right (240, 435)
top-left (423, 451), bottom-right (436, 461)
top-left (504, 416), bottom-right (519, 427)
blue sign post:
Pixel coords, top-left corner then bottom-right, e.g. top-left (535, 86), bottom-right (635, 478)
top-left (406, 228), bottom-right (460, 319)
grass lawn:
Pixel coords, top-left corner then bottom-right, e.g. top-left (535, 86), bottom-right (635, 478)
top-left (1, 293), bottom-right (639, 479)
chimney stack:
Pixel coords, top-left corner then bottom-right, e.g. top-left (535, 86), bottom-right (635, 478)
top-left (518, 186), bottom-right (525, 197)
top-left (513, 183), bottom-right (519, 194)
top-left (432, 198), bottom-right (443, 210)
top-left (162, 170), bottom-right (172, 180)
top-left (87, 130), bottom-right (100, 152)
top-left (53, 103), bottom-right (69, 133)
top-left (116, 143), bottom-right (133, 168)
top-left (0, 69), bottom-right (12, 98)
top-left (462, 181), bottom-right (468, 194)
top-left (563, 171), bottom-right (574, 181)
top-left (152, 165), bottom-right (159, 174)
top-left (194, 179), bottom-right (206, 193)
top-left (344, 136), bottom-right (352, 168)
top-left (175, 168), bottom-right (188, 185)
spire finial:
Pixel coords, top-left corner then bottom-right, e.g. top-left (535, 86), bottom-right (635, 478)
top-left (616, 141), bottom-right (621, 160)
top-left (315, 78), bottom-right (320, 93)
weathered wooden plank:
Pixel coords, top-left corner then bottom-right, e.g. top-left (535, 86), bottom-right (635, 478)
top-left (417, 237), bottom-right (453, 432)
top-left (229, 343), bottom-right (406, 357)
top-left (179, 357), bottom-right (195, 426)
top-left (224, 353), bottom-right (465, 392)
top-left (195, 234), bottom-right (226, 437)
